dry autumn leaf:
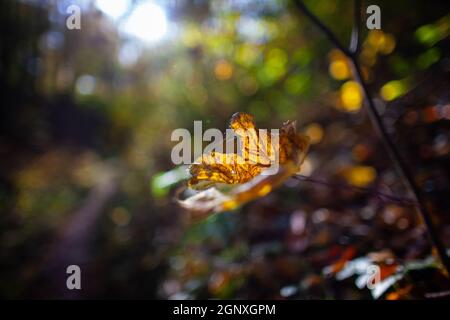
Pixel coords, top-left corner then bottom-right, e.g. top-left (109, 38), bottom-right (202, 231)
top-left (178, 112), bottom-right (310, 222)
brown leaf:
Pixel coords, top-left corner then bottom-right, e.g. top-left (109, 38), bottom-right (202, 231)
top-left (178, 112), bottom-right (310, 221)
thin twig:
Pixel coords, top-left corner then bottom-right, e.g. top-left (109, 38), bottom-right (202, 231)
top-left (293, 174), bottom-right (419, 207)
top-left (292, 0), bottom-right (450, 274)
top-left (292, 0), bottom-right (352, 56)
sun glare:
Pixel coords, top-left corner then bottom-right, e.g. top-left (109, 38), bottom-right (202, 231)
top-left (95, 0), bottom-right (168, 44)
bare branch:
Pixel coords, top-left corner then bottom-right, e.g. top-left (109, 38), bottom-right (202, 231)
top-left (292, 0), bottom-right (352, 56)
top-left (292, 0), bottom-right (450, 274)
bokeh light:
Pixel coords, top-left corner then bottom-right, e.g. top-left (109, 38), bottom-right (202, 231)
top-left (340, 81), bottom-right (363, 111)
top-left (380, 80), bottom-right (406, 101)
top-left (343, 166), bottom-right (377, 187)
top-left (214, 60), bottom-right (234, 81)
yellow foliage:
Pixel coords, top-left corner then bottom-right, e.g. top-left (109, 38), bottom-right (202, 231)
top-left (304, 123), bottom-right (324, 145)
top-left (343, 166), bottom-right (377, 187)
top-left (340, 81), bottom-right (363, 112)
top-left (380, 80), bottom-right (406, 101)
top-left (329, 60), bottom-right (351, 80)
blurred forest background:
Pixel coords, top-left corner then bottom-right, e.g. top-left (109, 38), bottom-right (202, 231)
top-left (1, 0), bottom-right (450, 299)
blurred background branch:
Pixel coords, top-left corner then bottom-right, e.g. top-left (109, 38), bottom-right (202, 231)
top-left (1, 0), bottom-right (450, 299)
top-left (293, 0), bottom-right (450, 274)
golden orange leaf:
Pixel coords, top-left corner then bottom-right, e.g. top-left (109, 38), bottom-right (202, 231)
top-left (178, 112), bottom-right (310, 221)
